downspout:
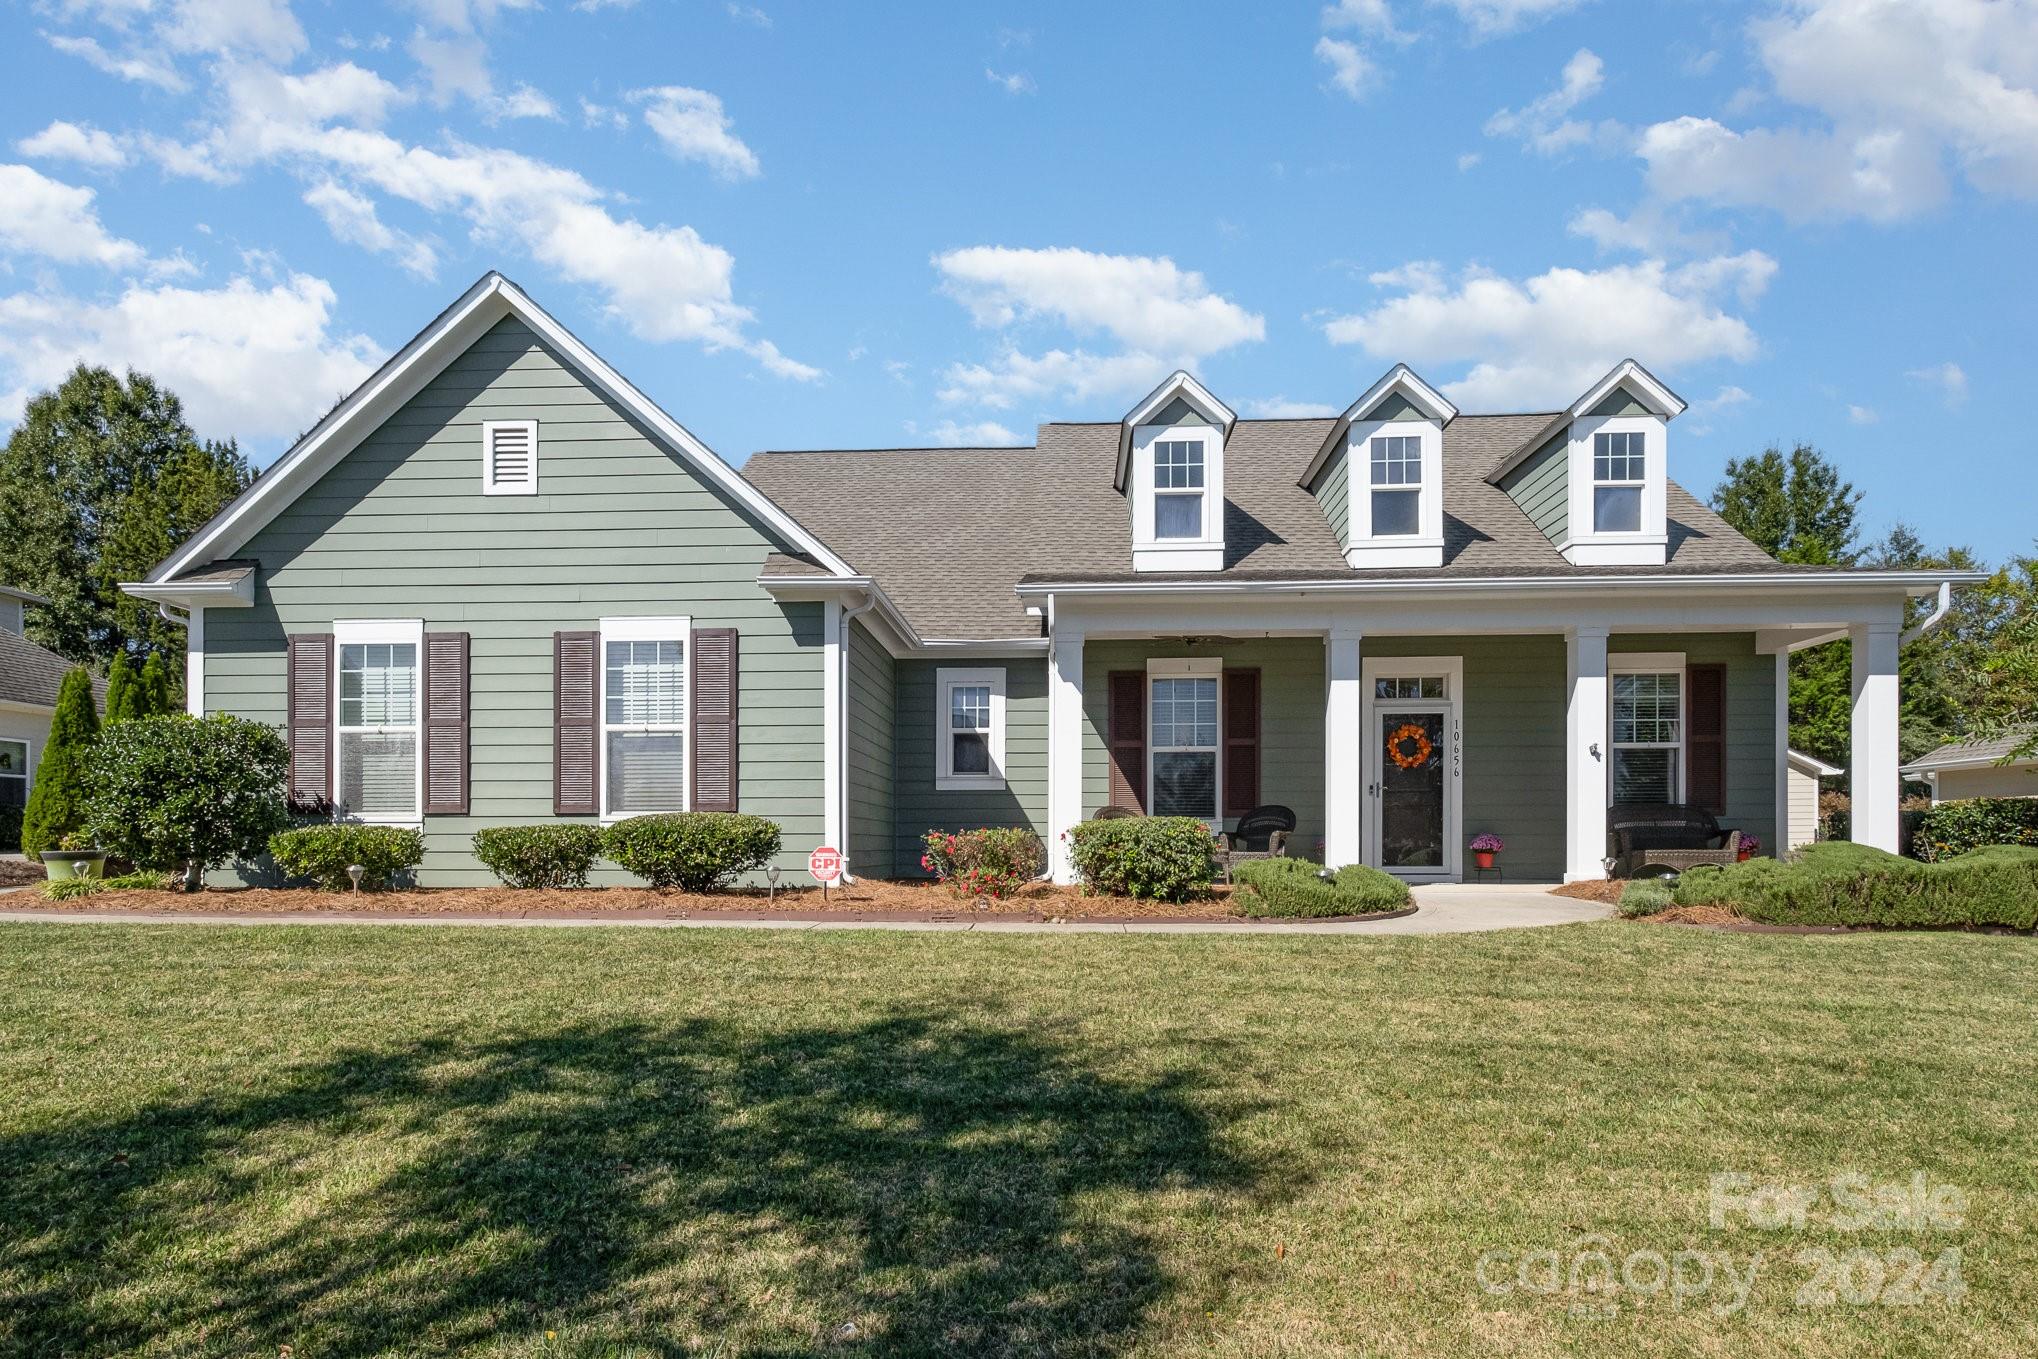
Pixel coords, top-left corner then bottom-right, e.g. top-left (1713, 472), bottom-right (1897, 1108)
top-left (1900, 581), bottom-right (1952, 646)
top-left (838, 587), bottom-right (878, 883)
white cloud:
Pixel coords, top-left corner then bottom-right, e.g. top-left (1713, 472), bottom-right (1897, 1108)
top-left (924, 419), bottom-right (1023, 446)
top-left (1637, 0), bottom-right (2038, 221)
top-left (1322, 0), bottom-right (1412, 40)
top-left (1906, 361), bottom-right (1969, 407)
top-left (43, 31), bottom-right (187, 91)
top-left (160, 0), bottom-right (306, 63)
top-left (1456, 151), bottom-right (1481, 171)
top-left (1683, 382), bottom-right (1752, 434)
top-left (1566, 204), bottom-right (1719, 256)
top-left (488, 82), bottom-right (559, 121)
top-left (17, 121), bottom-right (131, 169)
top-left (1244, 396), bottom-right (1339, 418)
top-left (932, 246), bottom-right (1263, 410)
top-left (1484, 48), bottom-right (1619, 154)
top-left (1847, 403), bottom-right (1880, 425)
top-left (726, 2), bottom-right (771, 25)
top-left (1323, 253), bottom-right (1775, 410)
top-left (579, 96), bottom-right (629, 130)
top-left (0, 164), bottom-right (147, 270)
top-left (0, 272), bottom-right (380, 440)
top-left (1433, 0), bottom-right (1583, 37)
top-left (629, 86), bottom-right (761, 180)
top-left (303, 180), bottom-right (438, 278)
top-left (409, 28), bottom-right (492, 105)
top-left (1315, 37), bottom-right (1377, 101)
top-left (985, 68), bottom-right (1036, 95)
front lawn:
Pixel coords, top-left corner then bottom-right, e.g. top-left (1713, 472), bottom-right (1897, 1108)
top-left (2, 922), bottom-right (2033, 1356)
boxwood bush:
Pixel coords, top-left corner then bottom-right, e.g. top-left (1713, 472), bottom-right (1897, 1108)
top-left (1912, 797), bottom-right (2038, 861)
top-left (268, 824), bottom-right (426, 891)
top-left (1617, 878), bottom-right (1675, 918)
top-left (921, 827), bottom-right (1043, 898)
top-left (1065, 816), bottom-right (1215, 902)
top-left (472, 824), bottom-right (604, 889)
top-left (1232, 858), bottom-right (1410, 918)
top-left (601, 813), bottom-right (781, 892)
top-left (1673, 840), bottom-right (2038, 929)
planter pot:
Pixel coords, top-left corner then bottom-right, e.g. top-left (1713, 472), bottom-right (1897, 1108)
top-left (44, 851), bottom-right (108, 881)
top-left (1473, 850), bottom-right (1496, 870)
top-left (1737, 849), bottom-right (1755, 862)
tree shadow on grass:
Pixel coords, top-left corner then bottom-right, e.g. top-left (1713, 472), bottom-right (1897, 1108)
top-left (2, 1012), bottom-right (1270, 1356)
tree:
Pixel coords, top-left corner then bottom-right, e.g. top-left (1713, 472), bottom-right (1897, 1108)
top-left (0, 365), bottom-right (252, 673)
top-left (103, 654), bottom-right (137, 723)
top-left (1711, 443), bottom-right (1863, 565)
top-left (139, 652), bottom-right (175, 716)
top-left (21, 668), bottom-right (101, 860)
top-left (82, 714), bottom-right (289, 887)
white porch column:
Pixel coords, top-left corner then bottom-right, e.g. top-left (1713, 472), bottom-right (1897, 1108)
top-left (1850, 622), bottom-right (1902, 852)
top-left (1565, 626), bottom-right (1611, 881)
top-left (1324, 626), bottom-right (1363, 868)
top-left (1047, 627), bottom-right (1086, 883)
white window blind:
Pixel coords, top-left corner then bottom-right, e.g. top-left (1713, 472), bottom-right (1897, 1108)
top-left (335, 629), bottom-right (421, 820)
top-left (600, 624), bottom-right (689, 817)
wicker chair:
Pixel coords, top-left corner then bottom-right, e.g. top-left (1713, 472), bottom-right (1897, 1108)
top-left (1606, 803), bottom-right (1741, 878)
top-left (1092, 804), bottom-right (1139, 820)
top-left (1214, 804), bottom-right (1296, 883)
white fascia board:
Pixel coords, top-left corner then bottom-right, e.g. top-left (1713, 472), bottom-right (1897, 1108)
top-left (118, 574), bottom-right (256, 610)
top-left (1015, 569), bottom-right (1985, 604)
top-left (1900, 752), bottom-right (2034, 775)
top-left (150, 272), bottom-right (857, 584)
top-left (1571, 358), bottom-right (1688, 419)
top-left (1298, 364), bottom-right (1458, 489)
top-left (1114, 370), bottom-right (1236, 491)
top-left (1789, 749), bottom-right (1847, 778)
top-left (754, 574), bottom-right (1048, 659)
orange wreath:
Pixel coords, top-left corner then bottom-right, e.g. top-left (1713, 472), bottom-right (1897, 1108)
top-left (1386, 722), bottom-right (1434, 770)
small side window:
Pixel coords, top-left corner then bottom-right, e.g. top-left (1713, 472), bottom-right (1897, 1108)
top-left (482, 420), bottom-right (539, 496)
top-left (935, 667), bottom-right (1006, 790)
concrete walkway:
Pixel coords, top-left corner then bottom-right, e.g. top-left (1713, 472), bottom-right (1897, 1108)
top-left (0, 882), bottom-right (1607, 936)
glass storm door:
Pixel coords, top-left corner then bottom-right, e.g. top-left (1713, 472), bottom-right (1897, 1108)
top-left (1375, 710), bottom-right (1446, 871)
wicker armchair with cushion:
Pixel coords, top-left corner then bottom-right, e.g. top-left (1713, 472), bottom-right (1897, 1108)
top-left (1606, 802), bottom-right (1741, 878)
top-left (1214, 804), bottom-right (1296, 882)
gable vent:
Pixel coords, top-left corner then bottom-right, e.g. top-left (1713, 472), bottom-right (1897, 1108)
top-left (482, 419), bottom-right (539, 495)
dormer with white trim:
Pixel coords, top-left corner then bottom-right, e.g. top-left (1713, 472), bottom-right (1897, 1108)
top-left (1558, 359), bottom-right (1685, 567)
top-left (1117, 371), bottom-right (1234, 573)
top-left (1300, 364), bottom-right (1456, 569)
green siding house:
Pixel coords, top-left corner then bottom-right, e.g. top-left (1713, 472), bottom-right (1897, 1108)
top-left (127, 274), bottom-right (1960, 886)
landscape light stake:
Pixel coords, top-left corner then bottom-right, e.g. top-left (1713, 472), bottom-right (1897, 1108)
top-left (346, 864), bottom-right (365, 895)
top-left (765, 864), bottom-right (780, 907)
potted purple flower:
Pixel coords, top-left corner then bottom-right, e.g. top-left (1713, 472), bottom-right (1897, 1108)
top-left (1736, 832), bottom-right (1761, 862)
top-left (1470, 832), bottom-right (1504, 870)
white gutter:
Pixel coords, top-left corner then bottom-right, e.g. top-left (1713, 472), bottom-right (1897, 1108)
top-left (756, 572), bottom-right (1048, 657)
top-left (1900, 580), bottom-right (1953, 646)
top-left (1015, 570), bottom-right (1984, 602)
top-left (836, 587), bottom-right (879, 884)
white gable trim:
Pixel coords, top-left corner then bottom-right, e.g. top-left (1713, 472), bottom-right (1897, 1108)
top-left (1298, 363), bottom-right (1456, 489)
top-left (1113, 370), bottom-right (1236, 492)
top-left (1571, 358), bottom-right (1687, 419)
top-left (147, 272), bottom-right (856, 584)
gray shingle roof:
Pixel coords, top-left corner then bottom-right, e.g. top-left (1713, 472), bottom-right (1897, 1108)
top-left (1902, 731), bottom-right (2038, 772)
top-left (740, 415), bottom-right (1787, 641)
top-left (0, 630), bottom-right (101, 711)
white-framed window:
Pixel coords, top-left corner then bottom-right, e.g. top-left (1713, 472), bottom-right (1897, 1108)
top-left (482, 419), bottom-right (539, 496)
top-left (600, 616), bottom-right (690, 820)
top-left (935, 666), bottom-right (1006, 791)
top-left (1147, 657), bottom-right (1221, 823)
top-left (335, 619), bottom-right (423, 823)
top-left (1368, 433), bottom-right (1423, 537)
top-left (1592, 429), bottom-right (1646, 534)
top-left (0, 738), bottom-right (28, 808)
top-left (1153, 439), bottom-right (1206, 540)
top-left (1610, 653), bottom-right (1685, 805)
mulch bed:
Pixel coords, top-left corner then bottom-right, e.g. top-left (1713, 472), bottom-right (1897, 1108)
top-left (0, 859), bottom-right (44, 889)
top-left (1550, 879), bottom-right (1625, 904)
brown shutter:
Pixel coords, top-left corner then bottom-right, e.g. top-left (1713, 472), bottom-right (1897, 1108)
top-left (286, 632), bottom-right (333, 803)
top-left (553, 630), bottom-right (598, 815)
top-left (422, 632), bottom-right (470, 815)
top-left (1223, 667), bottom-right (1261, 818)
top-left (1107, 670), bottom-right (1147, 814)
top-left (690, 627), bottom-right (740, 812)
top-left (1687, 663), bottom-right (1727, 814)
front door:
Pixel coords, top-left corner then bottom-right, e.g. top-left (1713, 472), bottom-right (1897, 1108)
top-left (1361, 659), bottom-right (1463, 882)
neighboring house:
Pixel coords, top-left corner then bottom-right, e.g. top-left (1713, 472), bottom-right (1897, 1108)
top-left (1786, 749), bottom-right (1845, 849)
top-left (0, 587), bottom-right (104, 827)
top-left (123, 274), bottom-right (1979, 886)
top-left (1902, 733), bottom-right (2038, 803)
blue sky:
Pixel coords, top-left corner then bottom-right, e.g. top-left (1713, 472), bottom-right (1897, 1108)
top-left (3, 0), bottom-right (2033, 561)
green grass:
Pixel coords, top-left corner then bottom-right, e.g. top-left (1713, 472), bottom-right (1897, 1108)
top-left (1, 922), bottom-right (2033, 1357)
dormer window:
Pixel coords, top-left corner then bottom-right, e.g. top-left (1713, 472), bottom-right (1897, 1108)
top-left (1592, 430), bottom-right (1645, 533)
top-left (1558, 359), bottom-right (1685, 566)
top-left (1153, 439), bottom-right (1206, 538)
top-left (1303, 364), bottom-right (1456, 569)
top-left (1119, 371), bottom-right (1235, 573)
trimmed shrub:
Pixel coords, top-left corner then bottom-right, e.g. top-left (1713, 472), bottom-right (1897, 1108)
top-left (601, 813), bottom-right (782, 892)
top-left (473, 824), bottom-right (605, 889)
top-left (22, 667), bottom-right (100, 861)
top-left (1912, 797), bottom-right (2038, 861)
top-left (40, 870), bottom-right (174, 901)
top-left (921, 827), bottom-right (1044, 898)
top-left (1672, 840), bottom-right (2038, 929)
top-left (82, 714), bottom-right (289, 883)
top-left (1065, 816), bottom-right (1215, 902)
top-left (268, 824), bottom-right (425, 891)
top-left (1617, 879), bottom-right (1675, 918)
top-left (1232, 858), bottom-right (1410, 918)
top-left (0, 805), bottom-right (21, 854)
